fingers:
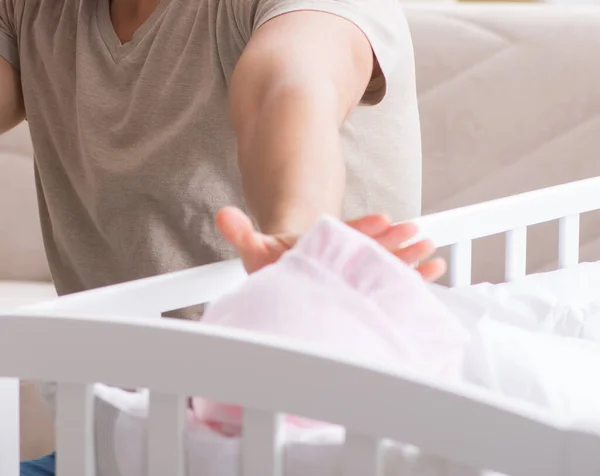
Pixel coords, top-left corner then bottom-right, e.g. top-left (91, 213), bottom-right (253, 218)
top-left (416, 257), bottom-right (447, 282)
top-left (393, 239), bottom-right (435, 265)
top-left (373, 222), bottom-right (419, 250)
top-left (346, 214), bottom-right (391, 237)
top-left (215, 207), bottom-right (260, 252)
top-left (393, 239), bottom-right (446, 282)
top-left (216, 208), bottom-right (447, 281)
top-left (350, 216), bottom-right (445, 281)
top-left (347, 214), bottom-right (419, 250)
top-left (216, 207), bottom-right (297, 273)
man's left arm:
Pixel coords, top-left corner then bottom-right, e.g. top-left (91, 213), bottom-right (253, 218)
top-left (229, 5), bottom-right (399, 236)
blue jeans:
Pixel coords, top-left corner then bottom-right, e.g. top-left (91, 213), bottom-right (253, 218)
top-left (20, 453), bottom-right (55, 476)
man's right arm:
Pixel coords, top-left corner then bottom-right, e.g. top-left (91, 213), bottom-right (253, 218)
top-left (0, 56), bottom-right (24, 134)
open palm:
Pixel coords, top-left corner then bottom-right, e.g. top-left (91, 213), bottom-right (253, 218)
top-left (215, 207), bottom-right (446, 281)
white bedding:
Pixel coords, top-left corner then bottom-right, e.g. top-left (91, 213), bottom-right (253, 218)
top-left (91, 262), bottom-right (600, 476)
top-left (461, 261), bottom-right (600, 340)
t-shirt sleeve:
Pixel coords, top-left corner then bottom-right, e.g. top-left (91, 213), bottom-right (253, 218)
top-left (0, 0), bottom-right (18, 70)
top-left (233, 0), bottom-right (408, 105)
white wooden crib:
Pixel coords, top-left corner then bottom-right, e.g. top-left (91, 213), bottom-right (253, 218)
top-left (2, 177), bottom-right (600, 476)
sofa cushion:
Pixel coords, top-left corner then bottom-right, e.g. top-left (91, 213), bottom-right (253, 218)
top-left (0, 124), bottom-right (51, 282)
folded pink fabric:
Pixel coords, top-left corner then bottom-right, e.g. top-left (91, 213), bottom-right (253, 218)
top-left (193, 216), bottom-right (469, 436)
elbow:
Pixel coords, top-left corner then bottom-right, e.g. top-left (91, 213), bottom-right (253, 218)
top-left (260, 79), bottom-right (342, 118)
top-left (229, 76), bottom-right (343, 148)
top-left (233, 80), bottom-right (343, 176)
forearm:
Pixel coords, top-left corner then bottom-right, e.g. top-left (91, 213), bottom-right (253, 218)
top-left (236, 84), bottom-right (346, 236)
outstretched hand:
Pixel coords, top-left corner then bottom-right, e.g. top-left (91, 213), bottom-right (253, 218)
top-left (215, 207), bottom-right (446, 281)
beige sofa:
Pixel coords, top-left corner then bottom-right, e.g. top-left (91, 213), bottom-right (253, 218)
top-left (409, 3), bottom-right (600, 282)
top-left (2, 2), bottom-right (600, 462)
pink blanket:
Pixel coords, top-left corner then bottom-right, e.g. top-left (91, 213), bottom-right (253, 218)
top-left (193, 217), bottom-right (469, 436)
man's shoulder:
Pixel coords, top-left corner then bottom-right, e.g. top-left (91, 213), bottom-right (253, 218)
top-left (10, 0), bottom-right (77, 39)
top-left (14, 0), bottom-right (72, 18)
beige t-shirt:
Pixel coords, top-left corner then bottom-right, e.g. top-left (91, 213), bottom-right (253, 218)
top-left (0, 0), bottom-right (421, 303)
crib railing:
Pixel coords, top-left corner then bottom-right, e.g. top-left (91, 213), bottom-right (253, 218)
top-left (2, 176), bottom-right (600, 476)
top-left (1, 313), bottom-right (599, 476)
top-left (412, 176), bottom-right (600, 286)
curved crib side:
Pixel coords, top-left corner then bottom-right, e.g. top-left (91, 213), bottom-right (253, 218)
top-left (0, 312), bottom-right (597, 476)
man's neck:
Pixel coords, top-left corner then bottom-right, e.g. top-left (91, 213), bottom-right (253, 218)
top-left (111, 0), bottom-right (157, 9)
top-left (110, 0), bottom-right (162, 43)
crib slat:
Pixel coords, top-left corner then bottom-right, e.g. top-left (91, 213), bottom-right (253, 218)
top-left (148, 392), bottom-right (186, 476)
top-left (505, 227), bottom-right (527, 281)
top-left (55, 383), bottom-right (95, 476)
top-left (558, 215), bottom-right (580, 269)
top-left (449, 241), bottom-right (472, 287)
top-left (342, 433), bottom-right (382, 476)
top-left (0, 378), bottom-right (19, 476)
top-left (242, 410), bottom-right (283, 476)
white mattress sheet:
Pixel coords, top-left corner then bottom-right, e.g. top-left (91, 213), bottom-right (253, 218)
top-left (92, 262), bottom-right (600, 476)
top-left (465, 261), bottom-right (600, 340)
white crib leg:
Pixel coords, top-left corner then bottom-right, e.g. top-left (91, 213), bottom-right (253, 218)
top-left (0, 378), bottom-right (19, 476)
top-left (558, 215), bottom-right (580, 269)
top-left (450, 241), bottom-right (472, 287)
top-left (342, 433), bottom-right (382, 476)
top-left (242, 410), bottom-right (284, 476)
top-left (505, 227), bottom-right (527, 282)
top-left (148, 392), bottom-right (186, 476)
top-left (56, 383), bottom-right (95, 476)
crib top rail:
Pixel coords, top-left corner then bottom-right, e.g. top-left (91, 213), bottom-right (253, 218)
top-left (412, 176), bottom-right (600, 248)
top-left (0, 310), bottom-right (586, 476)
top-left (18, 258), bottom-right (248, 317)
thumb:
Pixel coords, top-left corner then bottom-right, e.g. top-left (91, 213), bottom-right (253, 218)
top-left (215, 207), bottom-right (263, 255)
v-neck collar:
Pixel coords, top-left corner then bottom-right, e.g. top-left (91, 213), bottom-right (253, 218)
top-left (97, 0), bottom-right (172, 64)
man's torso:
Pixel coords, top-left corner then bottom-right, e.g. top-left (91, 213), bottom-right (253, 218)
top-left (12, 0), bottom-right (422, 301)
